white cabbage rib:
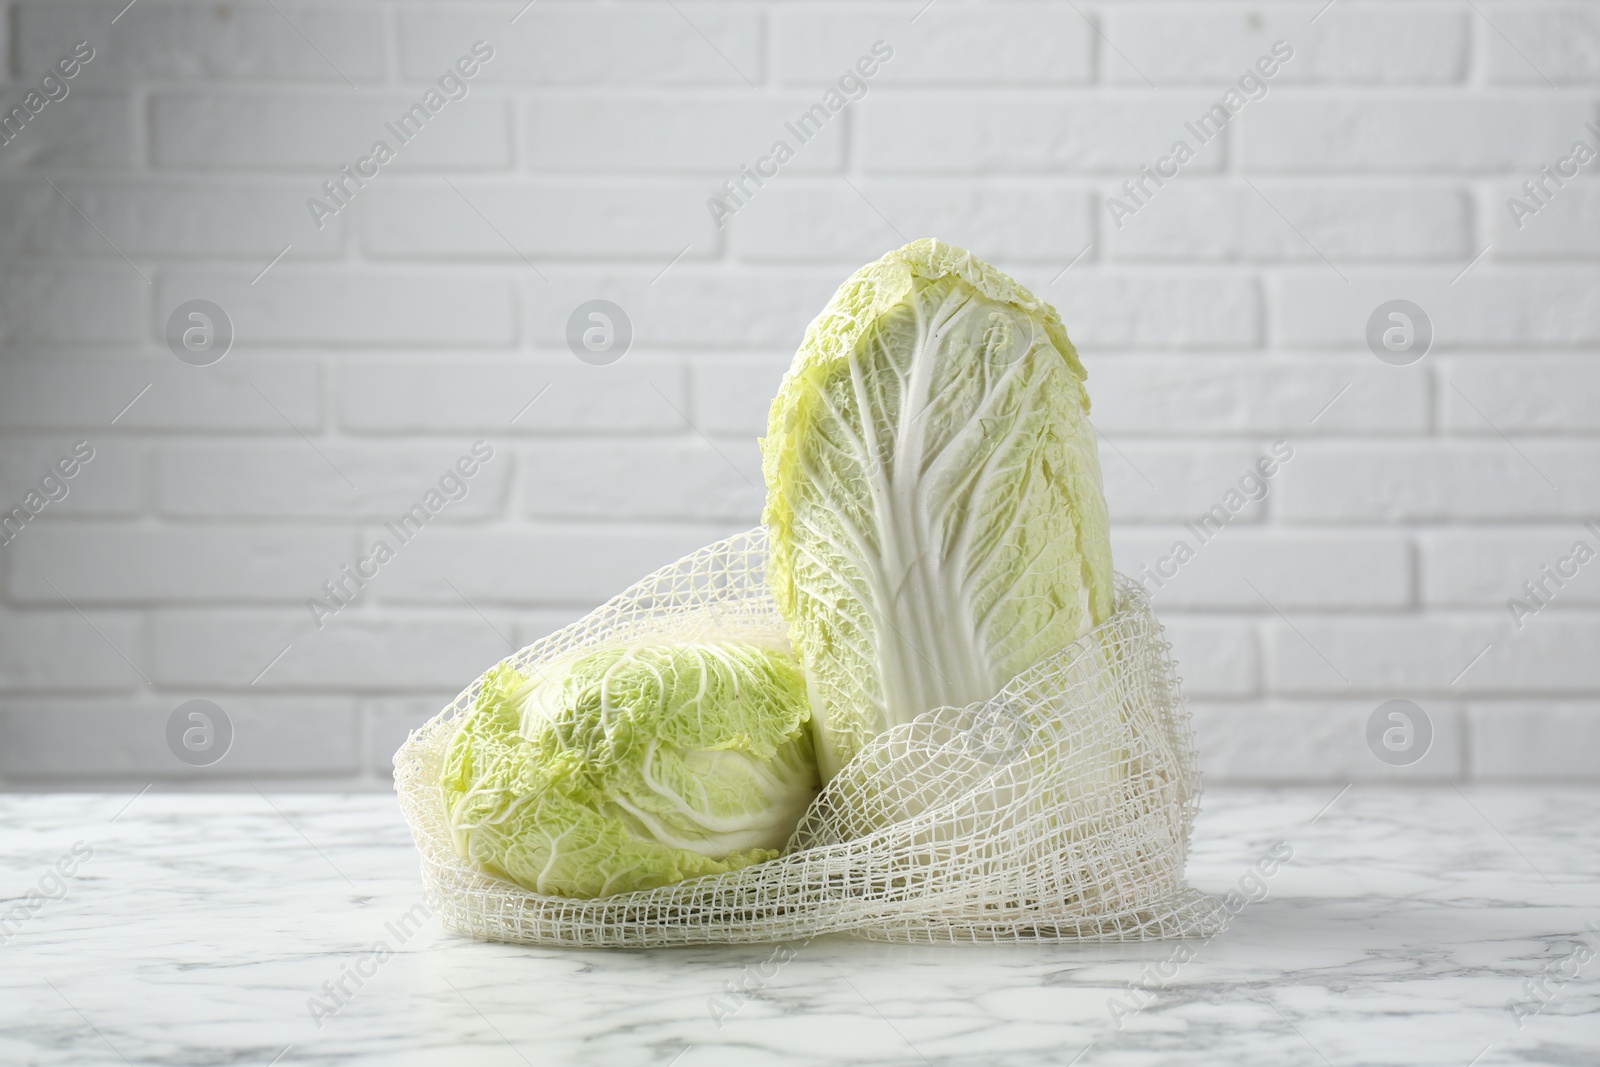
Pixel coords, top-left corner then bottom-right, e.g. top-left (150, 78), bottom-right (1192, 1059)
top-left (763, 240), bottom-right (1114, 780)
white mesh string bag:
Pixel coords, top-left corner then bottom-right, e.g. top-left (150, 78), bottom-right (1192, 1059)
top-left (394, 529), bottom-right (1225, 946)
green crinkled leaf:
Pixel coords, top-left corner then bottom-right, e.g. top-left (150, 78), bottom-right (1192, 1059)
top-left (440, 644), bottom-right (820, 899)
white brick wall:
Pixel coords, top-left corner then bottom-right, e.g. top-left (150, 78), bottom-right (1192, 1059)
top-left (1, 0), bottom-right (1596, 789)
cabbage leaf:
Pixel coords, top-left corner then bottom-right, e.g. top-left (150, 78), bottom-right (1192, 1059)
top-left (440, 642), bottom-right (819, 898)
top-left (762, 239), bottom-right (1114, 780)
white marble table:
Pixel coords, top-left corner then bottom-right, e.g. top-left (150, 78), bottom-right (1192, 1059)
top-left (2, 786), bottom-right (1596, 1067)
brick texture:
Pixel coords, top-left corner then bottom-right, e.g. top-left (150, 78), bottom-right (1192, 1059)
top-left (0, 0), bottom-right (1593, 789)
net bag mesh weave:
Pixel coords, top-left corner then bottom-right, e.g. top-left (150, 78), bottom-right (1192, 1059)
top-left (395, 529), bottom-right (1224, 946)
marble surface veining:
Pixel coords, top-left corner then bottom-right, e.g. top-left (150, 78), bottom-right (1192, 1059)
top-left (1, 786), bottom-right (1597, 1067)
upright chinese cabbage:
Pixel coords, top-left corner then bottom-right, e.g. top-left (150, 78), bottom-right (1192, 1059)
top-left (762, 239), bottom-right (1114, 780)
top-left (440, 642), bottom-right (819, 899)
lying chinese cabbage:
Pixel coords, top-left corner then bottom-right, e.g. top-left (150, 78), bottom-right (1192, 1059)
top-left (762, 239), bottom-right (1115, 780)
top-left (440, 642), bottom-right (819, 899)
